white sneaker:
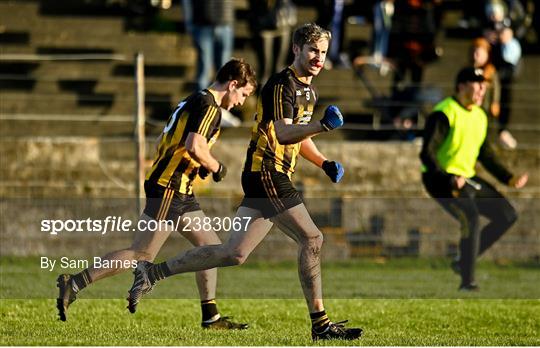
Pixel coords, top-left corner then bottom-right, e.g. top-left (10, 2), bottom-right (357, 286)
top-left (499, 130), bottom-right (517, 149)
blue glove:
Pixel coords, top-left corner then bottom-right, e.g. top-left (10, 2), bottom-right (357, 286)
top-left (320, 105), bottom-right (344, 131)
top-left (322, 160), bottom-right (344, 183)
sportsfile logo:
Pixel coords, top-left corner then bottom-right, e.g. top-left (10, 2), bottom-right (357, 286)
top-left (41, 216), bottom-right (252, 235)
top-left (41, 216), bottom-right (146, 235)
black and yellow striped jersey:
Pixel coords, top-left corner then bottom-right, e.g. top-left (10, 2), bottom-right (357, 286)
top-left (243, 66), bottom-right (318, 177)
top-left (146, 90), bottom-right (221, 194)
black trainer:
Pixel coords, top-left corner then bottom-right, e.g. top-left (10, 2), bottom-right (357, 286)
top-left (127, 261), bottom-right (156, 313)
top-left (450, 258), bottom-right (461, 275)
top-left (202, 316), bottom-right (249, 330)
top-left (459, 283), bottom-right (480, 292)
top-left (56, 274), bottom-right (77, 321)
top-left (312, 320), bottom-right (363, 341)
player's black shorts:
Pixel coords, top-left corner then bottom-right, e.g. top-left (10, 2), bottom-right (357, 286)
top-left (240, 171), bottom-right (303, 219)
top-left (143, 181), bottom-right (201, 222)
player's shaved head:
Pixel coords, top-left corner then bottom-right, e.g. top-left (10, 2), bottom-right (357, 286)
top-left (292, 23), bottom-right (331, 49)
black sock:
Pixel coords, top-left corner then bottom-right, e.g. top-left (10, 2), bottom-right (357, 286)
top-left (310, 310), bottom-right (330, 332)
top-left (201, 299), bottom-right (220, 322)
top-left (147, 262), bottom-right (172, 284)
top-left (71, 269), bottom-right (92, 293)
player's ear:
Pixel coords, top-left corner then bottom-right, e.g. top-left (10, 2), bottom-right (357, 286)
top-left (228, 80), bottom-right (238, 91)
top-left (292, 44), bottom-right (301, 56)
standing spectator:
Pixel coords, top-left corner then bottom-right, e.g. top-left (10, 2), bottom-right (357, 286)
top-left (316, 0), bottom-right (352, 69)
top-left (249, 0), bottom-right (297, 86)
top-left (470, 37), bottom-right (501, 132)
top-left (388, 0), bottom-right (441, 96)
top-left (458, 0), bottom-right (484, 29)
top-left (484, 0), bottom-right (522, 149)
top-left (183, 0), bottom-right (235, 91)
top-left (420, 67), bottom-right (528, 291)
top-left (372, 0), bottom-right (395, 62)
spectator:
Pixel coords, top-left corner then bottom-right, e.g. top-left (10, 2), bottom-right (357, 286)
top-left (316, 0), bottom-right (352, 69)
top-left (249, 0), bottom-right (297, 86)
top-left (483, 0), bottom-right (522, 149)
top-left (388, 0), bottom-right (441, 96)
top-left (458, 0), bottom-right (484, 29)
top-left (372, 0), bottom-right (395, 62)
top-left (470, 37), bottom-right (502, 133)
top-left (182, 0), bottom-right (235, 91)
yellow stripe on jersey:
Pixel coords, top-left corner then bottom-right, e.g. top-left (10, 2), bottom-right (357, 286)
top-left (274, 84), bottom-right (285, 120)
top-left (154, 111), bottom-right (190, 187)
top-left (201, 107), bottom-right (218, 137)
top-left (198, 106), bottom-right (217, 137)
top-left (251, 133), bottom-right (266, 172)
top-left (267, 122), bottom-right (285, 172)
top-left (179, 161), bottom-right (197, 195)
top-left (146, 111), bottom-right (190, 182)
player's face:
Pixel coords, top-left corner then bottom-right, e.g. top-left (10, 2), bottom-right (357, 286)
top-left (294, 38), bottom-right (329, 77)
top-left (223, 81), bottom-right (255, 110)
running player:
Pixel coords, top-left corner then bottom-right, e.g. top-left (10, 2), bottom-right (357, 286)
top-left (56, 58), bottom-right (257, 329)
top-left (127, 23), bottom-right (363, 341)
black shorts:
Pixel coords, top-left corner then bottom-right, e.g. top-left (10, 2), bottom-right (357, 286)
top-left (240, 171), bottom-right (303, 219)
top-left (143, 181), bottom-right (201, 221)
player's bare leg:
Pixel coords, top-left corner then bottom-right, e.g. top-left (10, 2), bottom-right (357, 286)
top-left (56, 213), bottom-right (172, 321)
top-left (271, 204), bottom-right (362, 340)
top-left (177, 210), bottom-right (250, 329)
top-left (270, 204), bottom-right (324, 313)
top-left (127, 206), bottom-right (273, 311)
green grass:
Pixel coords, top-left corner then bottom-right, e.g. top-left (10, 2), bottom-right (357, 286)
top-left (1, 299), bottom-right (539, 345)
top-left (1, 257), bottom-right (539, 345)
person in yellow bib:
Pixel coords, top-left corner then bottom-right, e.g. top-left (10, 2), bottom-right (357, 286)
top-left (420, 67), bottom-right (528, 291)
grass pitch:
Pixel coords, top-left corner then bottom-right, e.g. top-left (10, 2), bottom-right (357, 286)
top-left (0, 257), bottom-right (539, 345)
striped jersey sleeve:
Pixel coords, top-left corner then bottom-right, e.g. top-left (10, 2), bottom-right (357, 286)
top-left (187, 101), bottom-right (220, 140)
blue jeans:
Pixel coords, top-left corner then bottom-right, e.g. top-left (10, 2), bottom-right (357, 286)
top-left (192, 25), bottom-right (233, 91)
top-left (373, 1), bottom-right (391, 58)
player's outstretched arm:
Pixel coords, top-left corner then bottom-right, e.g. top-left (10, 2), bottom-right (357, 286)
top-left (274, 105), bottom-right (344, 145)
top-left (274, 118), bottom-right (324, 145)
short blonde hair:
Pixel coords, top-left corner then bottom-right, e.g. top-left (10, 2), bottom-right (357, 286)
top-left (292, 23), bottom-right (331, 48)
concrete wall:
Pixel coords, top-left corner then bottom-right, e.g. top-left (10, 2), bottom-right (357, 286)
top-left (1, 137), bottom-right (538, 260)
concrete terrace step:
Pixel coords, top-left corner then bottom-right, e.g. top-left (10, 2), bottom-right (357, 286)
top-left (0, 92), bottom-right (180, 119)
top-left (0, 60), bottom-right (195, 82)
top-left (1, 160), bottom-right (136, 182)
top-left (0, 117), bottom-right (135, 137)
top-left (0, 181), bottom-right (134, 198)
top-left (0, 3), bottom-right (123, 33)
